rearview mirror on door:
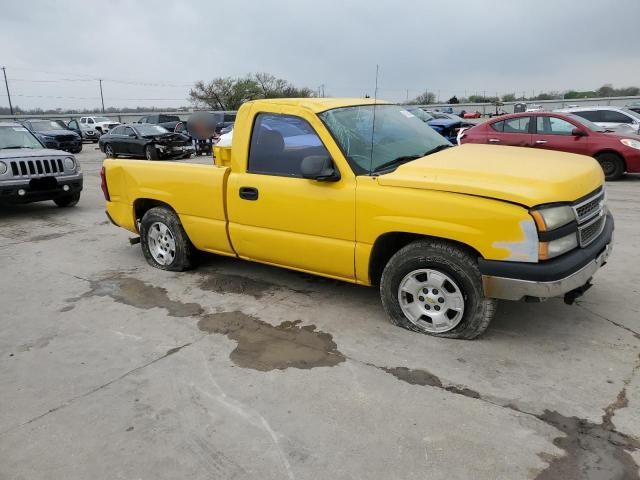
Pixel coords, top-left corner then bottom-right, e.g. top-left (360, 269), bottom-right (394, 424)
top-left (301, 155), bottom-right (340, 182)
top-left (571, 128), bottom-right (587, 137)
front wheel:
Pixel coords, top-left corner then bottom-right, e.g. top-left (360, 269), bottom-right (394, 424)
top-left (595, 153), bottom-right (625, 181)
top-left (54, 192), bottom-right (80, 208)
top-left (145, 145), bottom-right (158, 160)
top-left (380, 239), bottom-right (496, 339)
top-left (139, 207), bottom-right (195, 271)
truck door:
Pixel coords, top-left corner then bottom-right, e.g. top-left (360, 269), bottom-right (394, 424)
top-left (226, 111), bottom-right (356, 281)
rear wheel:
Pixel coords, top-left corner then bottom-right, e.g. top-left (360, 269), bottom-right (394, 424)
top-left (54, 192), bottom-right (80, 208)
top-left (140, 207), bottom-right (195, 271)
top-left (104, 144), bottom-right (116, 158)
top-left (380, 239), bottom-right (496, 339)
top-left (595, 152), bottom-right (625, 180)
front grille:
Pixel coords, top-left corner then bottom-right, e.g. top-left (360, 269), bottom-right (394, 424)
top-left (578, 213), bottom-right (606, 247)
top-left (573, 189), bottom-right (605, 223)
top-left (9, 159), bottom-right (65, 178)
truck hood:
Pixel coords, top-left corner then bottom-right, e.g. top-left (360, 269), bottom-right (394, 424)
top-left (376, 144), bottom-right (603, 207)
top-left (0, 148), bottom-right (69, 159)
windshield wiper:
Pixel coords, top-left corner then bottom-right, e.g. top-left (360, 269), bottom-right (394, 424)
top-left (372, 154), bottom-right (422, 173)
top-left (1, 145), bottom-right (32, 149)
top-left (372, 144), bottom-right (452, 173)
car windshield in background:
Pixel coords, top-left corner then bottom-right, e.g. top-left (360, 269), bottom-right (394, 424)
top-left (406, 108), bottom-right (434, 122)
top-left (566, 114), bottom-right (605, 132)
top-left (159, 115), bottom-right (180, 122)
top-left (93, 117), bottom-right (110, 122)
top-left (30, 121), bottom-right (66, 132)
top-left (0, 125), bottom-right (43, 149)
top-left (320, 104), bottom-right (451, 174)
top-left (136, 124), bottom-right (169, 136)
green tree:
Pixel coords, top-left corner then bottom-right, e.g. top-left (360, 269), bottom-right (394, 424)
top-left (410, 90), bottom-right (436, 104)
top-left (501, 93), bottom-right (516, 102)
top-left (447, 95), bottom-right (459, 104)
top-left (189, 73), bottom-right (314, 110)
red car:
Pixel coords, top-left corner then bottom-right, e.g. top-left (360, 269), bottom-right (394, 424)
top-left (460, 112), bottom-right (640, 180)
top-left (463, 111), bottom-right (482, 119)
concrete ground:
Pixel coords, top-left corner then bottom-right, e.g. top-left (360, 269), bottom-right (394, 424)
top-left (1, 145), bottom-right (639, 480)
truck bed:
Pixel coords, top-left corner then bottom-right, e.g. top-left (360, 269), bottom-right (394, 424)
top-left (104, 160), bottom-right (234, 256)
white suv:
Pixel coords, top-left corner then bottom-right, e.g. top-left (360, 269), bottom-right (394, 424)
top-left (555, 106), bottom-right (640, 134)
top-left (79, 116), bottom-right (121, 136)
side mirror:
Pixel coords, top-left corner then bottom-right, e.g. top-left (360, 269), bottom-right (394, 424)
top-left (128, 133), bottom-right (137, 138)
top-left (572, 128), bottom-right (586, 137)
top-left (301, 155), bottom-right (340, 182)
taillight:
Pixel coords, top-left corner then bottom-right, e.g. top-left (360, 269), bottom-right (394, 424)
top-left (100, 166), bottom-right (110, 201)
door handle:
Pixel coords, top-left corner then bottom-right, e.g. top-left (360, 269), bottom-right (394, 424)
top-left (239, 186), bottom-right (259, 201)
top-left (535, 140), bottom-right (548, 145)
top-left (488, 138), bottom-right (501, 143)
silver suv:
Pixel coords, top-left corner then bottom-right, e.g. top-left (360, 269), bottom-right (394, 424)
top-left (555, 106), bottom-right (640, 135)
top-left (0, 122), bottom-right (83, 207)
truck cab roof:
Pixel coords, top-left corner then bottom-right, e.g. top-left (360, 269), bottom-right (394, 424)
top-left (245, 97), bottom-right (387, 113)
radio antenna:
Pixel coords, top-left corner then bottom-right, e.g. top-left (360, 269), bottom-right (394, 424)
top-left (369, 64), bottom-right (379, 174)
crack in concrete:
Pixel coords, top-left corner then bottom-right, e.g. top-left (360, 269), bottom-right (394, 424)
top-left (577, 303), bottom-right (640, 340)
top-left (0, 340), bottom-right (197, 437)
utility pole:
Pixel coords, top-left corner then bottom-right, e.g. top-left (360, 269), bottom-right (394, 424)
top-left (2, 66), bottom-right (14, 115)
top-left (321, 84), bottom-right (325, 98)
top-left (406, 89), bottom-right (409, 103)
top-left (99, 79), bottom-right (105, 113)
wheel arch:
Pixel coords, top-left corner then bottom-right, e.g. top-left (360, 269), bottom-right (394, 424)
top-left (368, 232), bottom-right (482, 286)
top-left (133, 198), bottom-right (178, 232)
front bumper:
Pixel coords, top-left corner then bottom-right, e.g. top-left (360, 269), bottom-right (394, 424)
top-left (0, 174), bottom-right (83, 204)
top-left (480, 213), bottom-right (614, 301)
top-left (43, 140), bottom-right (82, 153)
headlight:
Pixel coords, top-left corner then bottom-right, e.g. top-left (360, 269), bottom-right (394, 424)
top-left (621, 138), bottom-right (640, 150)
top-left (0, 161), bottom-right (7, 175)
top-left (64, 157), bottom-right (76, 169)
top-left (530, 205), bottom-right (575, 231)
top-left (539, 233), bottom-right (578, 260)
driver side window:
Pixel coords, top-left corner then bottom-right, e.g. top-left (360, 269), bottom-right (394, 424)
top-left (248, 113), bottom-right (330, 178)
top-left (536, 116), bottom-right (575, 135)
top-left (88, 118), bottom-right (95, 124)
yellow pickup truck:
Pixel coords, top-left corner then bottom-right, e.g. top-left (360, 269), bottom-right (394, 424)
top-left (101, 98), bottom-right (613, 339)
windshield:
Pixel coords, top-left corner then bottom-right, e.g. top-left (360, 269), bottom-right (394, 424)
top-left (319, 104), bottom-right (451, 174)
top-left (93, 117), bottom-right (110, 123)
top-left (136, 124), bottom-right (169, 136)
top-left (159, 115), bottom-right (180, 122)
top-left (29, 120), bottom-right (67, 132)
top-left (621, 108), bottom-right (640, 120)
top-left (566, 114), bottom-right (605, 132)
top-left (0, 125), bottom-right (43, 149)
top-left (406, 108), bottom-right (434, 122)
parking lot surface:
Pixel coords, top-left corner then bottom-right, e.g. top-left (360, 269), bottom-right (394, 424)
top-left (1, 146), bottom-right (639, 480)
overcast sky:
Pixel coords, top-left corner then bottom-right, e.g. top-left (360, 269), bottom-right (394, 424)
top-left (1, 0), bottom-right (639, 110)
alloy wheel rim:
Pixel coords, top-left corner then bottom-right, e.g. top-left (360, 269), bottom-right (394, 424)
top-left (148, 221), bottom-right (176, 265)
top-left (397, 268), bottom-right (465, 333)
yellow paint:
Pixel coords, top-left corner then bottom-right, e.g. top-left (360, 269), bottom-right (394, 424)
top-left (104, 98), bottom-right (605, 286)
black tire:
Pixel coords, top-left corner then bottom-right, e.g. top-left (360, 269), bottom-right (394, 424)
top-left (139, 207), bottom-right (195, 271)
top-left (104, 144), bottom-right (116, 158)
top-left (145, 145), bottom-right (158, 160)
top-left (595, 152), bottom-right (625, 181)
top-left (380, 239), bottom-right (497, 339)
top-left (54, 192), bottom-right (80, 208)
top-left (74, 144), bottom-right (83, 154)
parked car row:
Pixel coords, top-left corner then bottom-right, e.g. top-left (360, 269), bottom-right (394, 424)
top-left (459, 111), bottom-right (640, 180)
